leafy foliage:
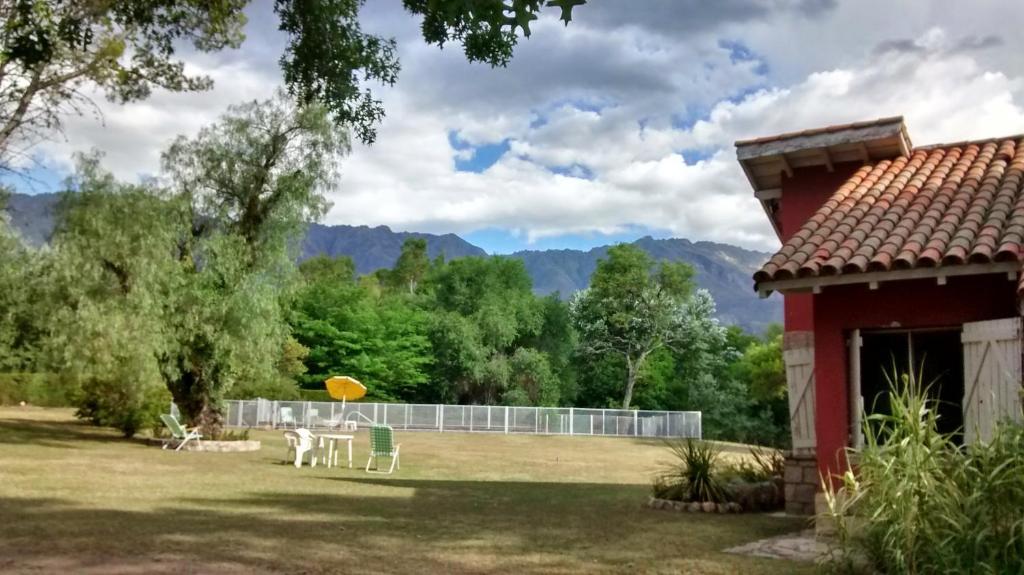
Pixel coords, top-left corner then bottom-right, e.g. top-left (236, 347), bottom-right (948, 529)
top-left (0, 0), bottom-right (247, 165)
top-left (0, 0), bottom-right (586, 166)
top-left (571, 244), bottom-right (697, 408)
top-left (290, 267), bottom-right (434, 402)
top-left (0, 192), bottom-right (38, 372)
top-left (28, 94), bottom-right (342, 436)
top-left (822, 361), bottom-right (1024, 574)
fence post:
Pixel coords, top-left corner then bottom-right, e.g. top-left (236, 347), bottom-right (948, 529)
top-left (601, 409), bottom-right (606, 435)
top-left (569, 408), bottom-right (574, 436)
top-left (505, 406), bottom-right (509, 434)
top-left (237, 401), bottom-right (243, 427)
top-left (633, 410), bottom-right (638, 437)
top-left (469, 406), bottom-right (473, 432)
top-left (590, 414), bottom-right (594, 435)
top-left (535, 407), bottom-right (539, 434)
top-left (272, 400), bottom-right (279, 429)
top-left (487, 405), bottom-right (491, 430)
top-left (405, 404), bottom-right (409, 430)
top-left (438, 405), bottom-right (443, 433)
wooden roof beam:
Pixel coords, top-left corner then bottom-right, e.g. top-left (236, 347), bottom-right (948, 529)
top-left (858, 142), bottom-right (870, 165)
top-left (779, 154), bottom-right (794, 178)
top-left (822, 147), bottom-right (834, 172)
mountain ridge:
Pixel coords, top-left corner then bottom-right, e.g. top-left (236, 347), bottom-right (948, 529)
top-left (3, 192), bottom-right (781, 331)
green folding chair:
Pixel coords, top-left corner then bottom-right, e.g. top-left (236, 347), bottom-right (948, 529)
top-left (160, 414), bottom-right (202, 451)
top-left (366, 425), bottom-right (401, 474)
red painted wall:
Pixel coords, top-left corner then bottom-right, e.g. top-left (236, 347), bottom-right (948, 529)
top-left (778, 163), bottom-right (861, 334)
top-left (812, 274), bottom-right (1018, 481)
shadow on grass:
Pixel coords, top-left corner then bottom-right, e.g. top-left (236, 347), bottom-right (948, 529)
top-left (0, 478), bottom-right (808, 574)
top-left (0, 417), bottom-right (136, 448)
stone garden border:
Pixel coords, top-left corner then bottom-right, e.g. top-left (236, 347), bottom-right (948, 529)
top-left (647, 497), bottom-right (743, 514)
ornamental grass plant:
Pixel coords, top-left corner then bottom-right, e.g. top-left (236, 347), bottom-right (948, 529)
top-left (821, 361), bottom-right (1024, 574)
top-left (653, 439), bottom-right (726, 503)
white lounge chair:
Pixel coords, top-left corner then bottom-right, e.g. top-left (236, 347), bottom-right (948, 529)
top-left (160, 414), bottom-right (202, 451)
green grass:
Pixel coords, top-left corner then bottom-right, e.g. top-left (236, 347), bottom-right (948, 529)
top-left (0, 407), bottom-right (813, 574)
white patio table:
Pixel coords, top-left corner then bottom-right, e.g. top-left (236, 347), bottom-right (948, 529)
top-left (318, 433), bottom-right (355, 469)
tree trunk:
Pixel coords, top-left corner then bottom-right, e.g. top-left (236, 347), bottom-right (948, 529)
top-left (168, 360), bottom-right (225, 438)
top-left (622, 359), bottom-right (639, 409)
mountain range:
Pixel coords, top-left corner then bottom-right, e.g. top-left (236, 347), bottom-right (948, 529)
top-left (3, 192), bottom-right (781, 332)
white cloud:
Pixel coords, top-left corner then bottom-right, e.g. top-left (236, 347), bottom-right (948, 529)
top-left (19, 3), bottom-right (1024, 254)
top-left (321, 26), bottom-right (1024, 251)
top-left (35, 59), bottom-right (279, 179)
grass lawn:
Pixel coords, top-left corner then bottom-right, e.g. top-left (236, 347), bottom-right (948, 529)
top-left (0, 407), bottom-right (814, 574)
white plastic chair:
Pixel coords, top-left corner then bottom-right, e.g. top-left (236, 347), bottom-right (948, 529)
top-left (284, 429), bottom-right (318, 467)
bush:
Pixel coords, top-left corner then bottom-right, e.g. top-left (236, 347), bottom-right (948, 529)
top-left (653, 439), bottom-right (725, 503)
top-left (76, 376), bottom-right (170, 438)
top-left (821, 364), bottom-right (1024, 574)
top-left (0, 373), bottom-right (78, 406)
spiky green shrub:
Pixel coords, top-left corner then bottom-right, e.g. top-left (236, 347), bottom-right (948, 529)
top-left (652, 439), bottom-right (725, 503)
top-left (821, 361), bottom-right (1024, 574)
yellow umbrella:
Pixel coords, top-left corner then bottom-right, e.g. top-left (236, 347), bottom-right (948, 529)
top-left (324, 375), bottom-right (367, 410)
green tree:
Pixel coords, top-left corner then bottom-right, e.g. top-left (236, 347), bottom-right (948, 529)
top-left (155, 93), bottom-right (344, 434)
top-left (424, 256), bottom-right (546, 403)
top-left (44, 94), bottom-right (342, 436)
top-left (299, 254), bottom-right (356, 285)
top-left (521, 294), bottom-right (577, 404)
top-left (0, 1), bottom-right (247, 164)
top-left (43, 158), bottom-right (180, 436)
top-left (570, 244), bottom-right (695, 409)
top-left (503, 347), bottom-right (560, 406)
top-left (0, 188), bottom-right (34, 372)
top-left (389, 238), bottom-right (429, 294)
top-left (733, 324), bottom-right (784, 401)
top-left (0, 0), bottom-right (586, 163)
top-left (290, 273), bottom-right (433, 401)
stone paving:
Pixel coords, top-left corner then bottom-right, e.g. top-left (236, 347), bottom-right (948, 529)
top-left (724, 529), bottom-right (824, 562)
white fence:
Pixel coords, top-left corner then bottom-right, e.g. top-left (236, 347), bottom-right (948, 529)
top-left (182, 399), bottom-right (701, 439)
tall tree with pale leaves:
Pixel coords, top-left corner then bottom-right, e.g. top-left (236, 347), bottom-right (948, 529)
top-left (570, 244), bottom-right (696, 409)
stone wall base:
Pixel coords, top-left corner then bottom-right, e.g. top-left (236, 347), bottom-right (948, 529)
top-left (784, 449), bottom-right (818, 516)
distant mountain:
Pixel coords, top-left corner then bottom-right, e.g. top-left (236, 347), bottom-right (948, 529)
top-left (4, 192), bottom-right (57, 247)
top-left (1, 193), bottom-right (487, 273)
top-left (301, 223), bottom-right (485, 274)
top-left (508, 237), bottom-right (781, 332)
top-left (4, 192), bottom-right (780, 332)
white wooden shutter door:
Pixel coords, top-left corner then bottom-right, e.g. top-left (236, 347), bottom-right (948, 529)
top-left (962, 317), bottom-right (1023, 444)
top-left (849, 329), bottom-right (863, 449)
top-left (784, 332), bottom-right (816, 450)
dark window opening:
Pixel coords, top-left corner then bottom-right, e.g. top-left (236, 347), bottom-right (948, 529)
top-left (858, 329), bottom-right (964, 443)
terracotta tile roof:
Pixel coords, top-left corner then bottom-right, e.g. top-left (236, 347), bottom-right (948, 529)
top-left (754, 136), bottom-right (1024, 289)
top-left (735, 116), bottom-right (905, 147)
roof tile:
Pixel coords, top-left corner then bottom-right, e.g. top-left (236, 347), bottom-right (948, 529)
top-left (755, 136), bottom-right (1024, 289)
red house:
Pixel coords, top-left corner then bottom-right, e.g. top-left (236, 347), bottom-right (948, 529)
top-left (737, 117), bottom-right (1024, 515)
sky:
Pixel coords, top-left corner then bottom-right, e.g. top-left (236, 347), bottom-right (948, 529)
top-left (10, 0), bottom-right (1024, 254)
